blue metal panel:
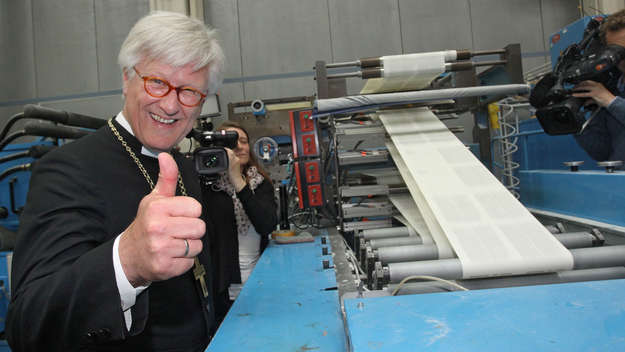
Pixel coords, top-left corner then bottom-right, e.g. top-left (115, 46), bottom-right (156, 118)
top-left (519, 169), bottom-right (625, 227)
top-left (0, 251), bottom-right (10, 333)
top-left (513, 118), bottom-right (599, 171)
top-left (344, 279), bottom-right (625, 352)
top-left (0, 142), bottom-right (46, 231)
top-left (207, 233), bottom-right (346, 352)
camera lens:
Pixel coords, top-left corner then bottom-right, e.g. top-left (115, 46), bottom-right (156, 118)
top-left (203, 155), bottom-right (219, 167)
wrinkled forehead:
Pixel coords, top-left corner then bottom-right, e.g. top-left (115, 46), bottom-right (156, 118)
top-left (138, 58), bottom-right (210, 90)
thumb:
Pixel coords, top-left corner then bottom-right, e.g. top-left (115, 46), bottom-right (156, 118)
top-left (152, 152), bottom-right (179, 197)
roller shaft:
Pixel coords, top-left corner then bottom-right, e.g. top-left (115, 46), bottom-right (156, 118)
top-left (369, 236), bottom-right (422, 249)
top-left (386, 245), bottom-right (625, 283)
top-left (361, 226), bottom-right (411, 240)
top-left (388, 267), bottom-right (625, 295)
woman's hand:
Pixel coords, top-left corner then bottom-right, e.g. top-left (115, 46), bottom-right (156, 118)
top-left (226, 148), bottom-right (246, 192)
top-left (572, 80), bottom-right (616, 108)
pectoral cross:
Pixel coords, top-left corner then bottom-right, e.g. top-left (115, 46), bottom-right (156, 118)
top-left (193, 257), bottom-right (208, 298)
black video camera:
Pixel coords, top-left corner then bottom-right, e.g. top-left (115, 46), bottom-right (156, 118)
top-left (530, 17), bottom-right (625, 135)
top-left (187, 128), bottom-right (238, 176)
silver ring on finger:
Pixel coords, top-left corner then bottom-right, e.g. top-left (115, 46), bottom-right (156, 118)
top-left (183, 239), bottom-right (190, 257)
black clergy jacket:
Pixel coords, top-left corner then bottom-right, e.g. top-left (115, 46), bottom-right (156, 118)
top-left (6, 119), bottom-right (216, 352)
top-left (202, 177), bottom-right (277, 324)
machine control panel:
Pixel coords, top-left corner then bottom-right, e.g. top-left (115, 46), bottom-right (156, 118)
top-left (289, 109), bottom-right (319, 158)
top-left (301, 134), bottom-right (317, 156)
top-left (307, 184), bottom-right (323, 207)
top-left (304, 161), bottom-right (320, 183)
top-left (290, 108), bottom-right (325, 209)
top-left (299, 111), bottom-right (314, 132)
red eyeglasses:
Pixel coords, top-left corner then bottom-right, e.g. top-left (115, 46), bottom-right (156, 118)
top-left (133, 67), bottom-right (207, 107)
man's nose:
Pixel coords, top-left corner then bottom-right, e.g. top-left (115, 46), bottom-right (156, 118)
top-left (159, 89), bottom-right (180, 115)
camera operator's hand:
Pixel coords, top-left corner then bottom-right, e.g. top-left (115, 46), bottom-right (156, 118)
top-left (119, 153), bottom-right (205, 287)
top-left (572, 80), bottom-right (616, 107)
top-left (225, 148), bottom-right (246, 192)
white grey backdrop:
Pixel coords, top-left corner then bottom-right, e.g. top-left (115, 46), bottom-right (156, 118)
top-left (1, 0), bottom-right (580, 142)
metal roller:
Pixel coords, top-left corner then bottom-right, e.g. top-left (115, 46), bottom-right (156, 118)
top-left (387, 267), bottom-right (625, 295)
top-left (376, 244), bottom-right (438, 264)
top-left (571, 245), bottom-right (625, 269)
top-left (368, 236), bottom-right (422, 249)
top-left (554, 231), bottom-right (604, 249)
top-left (325, 49), bottom-right (506, 69)
top-left (371, 230), bottom-right (603, 265)
top-left (360, 226), bottom-right (412, 240)
top-left (376, 245), bottom-right (625, 288)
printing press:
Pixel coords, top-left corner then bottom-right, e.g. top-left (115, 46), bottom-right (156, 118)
top-left (207, 31), bottom-right (625, 352)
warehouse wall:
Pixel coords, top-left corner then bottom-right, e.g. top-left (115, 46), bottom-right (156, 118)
top-left (1, 0), bottom-right (582, 136)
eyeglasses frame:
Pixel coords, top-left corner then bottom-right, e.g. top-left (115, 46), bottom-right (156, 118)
top-left (132, 67), bottom-right (207, 107)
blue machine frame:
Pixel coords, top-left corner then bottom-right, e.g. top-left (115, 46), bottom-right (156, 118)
top-left (514, 119), bottom-right (625, 227)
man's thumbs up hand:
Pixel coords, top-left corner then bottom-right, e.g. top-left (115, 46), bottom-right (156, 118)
top-left (119, 153), bottom-right (205, 287)
top-left (152, 153), bottom-right (179, 198)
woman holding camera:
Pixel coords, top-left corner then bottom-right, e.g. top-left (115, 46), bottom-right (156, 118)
top-left (203, 121), bottom-right (277, 325)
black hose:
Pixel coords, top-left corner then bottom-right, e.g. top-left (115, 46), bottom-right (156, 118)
top-left (0, 112), bottom-right (25, 142)
top-left (0, 163), bottom-right (31, 182)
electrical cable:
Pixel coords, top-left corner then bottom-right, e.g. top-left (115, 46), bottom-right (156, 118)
top-left (391, 275), bottom-right (469, 296)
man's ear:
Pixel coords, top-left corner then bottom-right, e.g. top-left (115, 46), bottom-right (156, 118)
top-left (122, 68), bottom-right (129, 96)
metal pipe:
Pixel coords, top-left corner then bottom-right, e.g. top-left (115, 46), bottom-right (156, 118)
top-left (375, 231), bottom-right (602, 265)
top-left (315, 84), bottom-right (531, 115)
top-left (554, 232), bottom-right (601, 249)
top-left (369, 236), bottom-right (423, 249)
top-left (387, 267), bottom-right (625, 295)
top-left (376, 244), bottom-right (438, 264)
top-left (325, 49), bottom-right (505, 70)
top-left (471, 49), bottom-right (507, 56)
top-left (360, 226), bottom-right (411, 240)
top-left (326, 60), bottom-right (361, 68)
top-left (387, 259), bottom-right (462, 282)
top-left (328, 59), bottom-right (506, 80)
top-left (571, 245), bottom-right (625, 269)
top-left (326, 71), bottom-right (363, 79)
top-left (385, 245), bottom-right (625, 283)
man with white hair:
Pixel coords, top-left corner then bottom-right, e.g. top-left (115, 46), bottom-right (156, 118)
top-left (7, 11), bottom-right (224, 351)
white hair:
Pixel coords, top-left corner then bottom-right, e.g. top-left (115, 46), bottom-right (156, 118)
top-left (118, 11), bottom-right (225, 94)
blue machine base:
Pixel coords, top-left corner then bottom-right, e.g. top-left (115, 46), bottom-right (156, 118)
top-left (519, 170), bottom-right (625, 227)
top-left (344, 279), bottom-right (625, 352)
top-left (206, 232), bottom-right (346, 351)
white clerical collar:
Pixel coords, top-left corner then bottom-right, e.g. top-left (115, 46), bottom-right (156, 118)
top-left (114, 112), bottom-right (160, 158)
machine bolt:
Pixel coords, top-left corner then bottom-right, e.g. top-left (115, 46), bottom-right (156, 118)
top-left (322, 259), bottom-right (330, 269)
top-left (598, 160), bottom-right (623, 173)
top-left (563, 161), bottom-right (584, 172)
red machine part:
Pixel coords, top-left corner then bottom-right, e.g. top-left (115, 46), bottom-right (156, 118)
top-left (299, 110), bottom-right (314, 132)
top-left (293, 161), bottom-right (304, 209)
top-left (304, 161), bottom-right (320, 183)
top-left (307, 184), bottom-right (323, 207)
top-left (301, 134), bottom-right (317, 156)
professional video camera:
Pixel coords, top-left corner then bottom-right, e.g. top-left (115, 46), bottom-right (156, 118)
top-left (187, 127), bottom-right (238, 177)
top-left (530, 17), bottom-right (625, 135)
